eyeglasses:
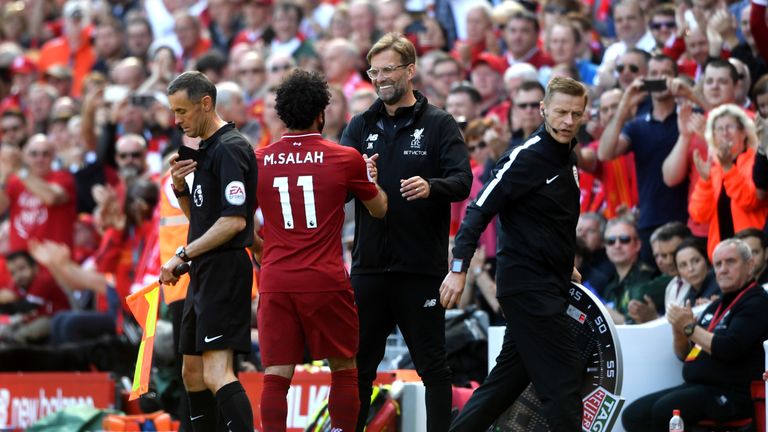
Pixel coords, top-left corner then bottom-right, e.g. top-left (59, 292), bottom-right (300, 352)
top-left (117, 151), bottom-right (144, 160)
top-left (239, 67), bottom-right (265, 75)
top-left (1, 124), bottom-right (22, 133)
top-left (714, 124), bottom-right (741, 134)
top-left (28, 150), bottom-right (51, 158)
top-left (433, 71), bottom-right (460, 80)
top-left (366, 64), bottom-right (410, 80)
top-left (515, 102), bottom-right (540, 110)
top-left (616, 64), bottom-right (640, 74)
top-left (605, 235), bottom-right (635, 246)
top-left (468, 141), bottom-right (487, 152)
top-left (650, 21), bottom-right (676, 30)
top-left (269, 64), bottom-right (293, 73)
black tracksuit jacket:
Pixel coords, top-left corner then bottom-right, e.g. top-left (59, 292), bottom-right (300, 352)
top-left (452, 125), bottom-right (580, 296)
top-left (341, 91), bottom-right (472, 277)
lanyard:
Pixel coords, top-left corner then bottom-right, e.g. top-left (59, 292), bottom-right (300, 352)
top-left (706, 281), bottom-right (756, 332)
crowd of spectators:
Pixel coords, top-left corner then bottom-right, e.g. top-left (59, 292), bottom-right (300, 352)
top-left (0, 0), bottom-right (767, 425)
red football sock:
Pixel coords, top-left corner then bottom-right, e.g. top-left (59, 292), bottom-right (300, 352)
top-left (329, 368), bottom-right (360, 432)
top-left (260, 374), bottom-right (291, 432)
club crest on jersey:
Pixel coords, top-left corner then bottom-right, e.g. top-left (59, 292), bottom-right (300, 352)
top-left (225, 181), bottom-right (246, 205)
top-left (410, 128), bottom-right (424, 149)
top-left (193, 184), bottom-right (203, 207)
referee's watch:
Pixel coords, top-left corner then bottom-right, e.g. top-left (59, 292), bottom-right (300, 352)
top-left (683, 322), bottom-right (696, 337)
top-left (450, 258), bottom-right (465, 273)
top-left (175, 246), bottom-right (191, 262)
top-left (172, 183), bottom-right (189, 198)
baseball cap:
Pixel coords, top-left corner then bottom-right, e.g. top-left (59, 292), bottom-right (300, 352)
top-left (63, 0), bottom-right (86, 20)
top-left (45, 65), bottom-right (73, 80)
top-left (10, 56), bottom-right (36, 75)
top-left (472, 52), bottom-right (508, 75)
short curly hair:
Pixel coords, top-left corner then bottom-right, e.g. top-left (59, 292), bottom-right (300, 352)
top-left (275, 69), bottom-right (330, 130)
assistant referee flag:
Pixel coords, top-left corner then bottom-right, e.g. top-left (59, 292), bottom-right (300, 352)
top-left (126, 281), bottom-right (160, 400)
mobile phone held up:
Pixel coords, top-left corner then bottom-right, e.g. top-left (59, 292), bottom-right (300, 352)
top-left (177, 145), bottom-right (199, 162)
top-left (640, 79), bottom-right (667, 93)
top-left (130, 94), bottom-right (156, 108)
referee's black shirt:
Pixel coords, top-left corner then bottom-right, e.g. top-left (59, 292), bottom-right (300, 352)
top-left (452, 124), bottom-right (580, 296)
top-left (188, 123), bottom-right (258, 249)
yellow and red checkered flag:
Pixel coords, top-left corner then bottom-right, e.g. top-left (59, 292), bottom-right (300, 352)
top-left (126, 281), bottom-right (160, 401)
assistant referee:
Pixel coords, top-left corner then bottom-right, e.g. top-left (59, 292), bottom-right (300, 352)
top-left (160, 71), bottom-right (258, 432)
top-left (441, 76), bottom-right (588, 432)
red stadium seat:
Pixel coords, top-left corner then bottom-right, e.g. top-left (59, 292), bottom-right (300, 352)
top-left (693, 381), bottom-right (765, 432)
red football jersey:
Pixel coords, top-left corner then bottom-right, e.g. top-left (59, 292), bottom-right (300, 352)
top-left (6, 170), bottom-right (77, 252)
top-left (256, 133), bottom-right (378, 293)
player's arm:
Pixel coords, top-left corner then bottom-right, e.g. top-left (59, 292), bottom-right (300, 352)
top-left (362, 184), bottom-right (387, 218)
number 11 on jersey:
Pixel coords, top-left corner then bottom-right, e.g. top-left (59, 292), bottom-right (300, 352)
top-left (273, 175), bottom-right (318, 229)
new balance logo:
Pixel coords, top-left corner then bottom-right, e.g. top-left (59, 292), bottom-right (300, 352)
top-left (423, 299), bottom-right (437, 308)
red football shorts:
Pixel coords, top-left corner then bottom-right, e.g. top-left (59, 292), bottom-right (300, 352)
top-left (257, 290), bottom-right (359, 366)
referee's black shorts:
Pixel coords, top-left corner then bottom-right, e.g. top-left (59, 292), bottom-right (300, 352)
top-left (179, 248), bottom-right (252, 355)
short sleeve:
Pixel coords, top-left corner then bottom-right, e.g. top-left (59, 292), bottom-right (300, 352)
top-left (216, 140), bottom-right (252, 218)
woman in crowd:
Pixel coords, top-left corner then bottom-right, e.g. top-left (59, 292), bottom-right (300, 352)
top-left (665, 238), bottom-right (719, 311)
top-left (689, 104), bottom-right (768, 258)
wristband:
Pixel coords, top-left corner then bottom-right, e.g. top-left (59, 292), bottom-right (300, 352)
top-left (172, 183), bottom-right (189, 198)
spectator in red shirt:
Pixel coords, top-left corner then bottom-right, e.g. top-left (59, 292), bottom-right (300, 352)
top-left (232, 0), bottom-right (272, 46)
top-left (173, 12), bottom-right (212, 70)
top-left (37, 0), bottom-right (95, 97)
top-left (452, 3), bottom-right (496, 70)
top-left (125, 16), bottom-right (154, 63)
top-left (235, 50), bottom-right (268, 106)
top-left (471, 53), bottom-right (507, 115)
top-left (502, 11), bottom-right (554, 69)
top-left (0, 109), bottom-right (28, 150)
top-left (0, 251), bottom-right (69, 345)
top-left (322, 38), bottom-right (373, 103)
top-left (0, 134), bottom-right (77, 252)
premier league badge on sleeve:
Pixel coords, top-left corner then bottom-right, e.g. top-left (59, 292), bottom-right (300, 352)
top-left (194, 184), bottom-right (204, 207)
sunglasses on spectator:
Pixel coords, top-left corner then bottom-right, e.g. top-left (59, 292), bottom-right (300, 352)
top-left (117, 151), bottom-right (144, 160)
top-left (516, 102), bottom-right (540, 110)
top-left (468, 141), bottom-right (487, 152)
top-left (269, 64), bottom-right (293, 73)
top-left (616, 64), bottom-right (640, 74)
top-left (239, 67), bottom-right (265, 75)
top-left (650, 21), bottom-right (676, 30)
top-left (1, 124), bottom-right (22, 133)
top-left (605, 235), bottom-right (634, 246)
top-left (28, 150), bottom-right (51, 158)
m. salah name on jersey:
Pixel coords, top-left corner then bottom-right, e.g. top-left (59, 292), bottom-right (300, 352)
top-left (263, 152), bottom-right (324, 165)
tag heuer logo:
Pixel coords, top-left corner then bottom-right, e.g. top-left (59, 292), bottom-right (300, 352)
top-left (582, 387), bottom-right (621, 432)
